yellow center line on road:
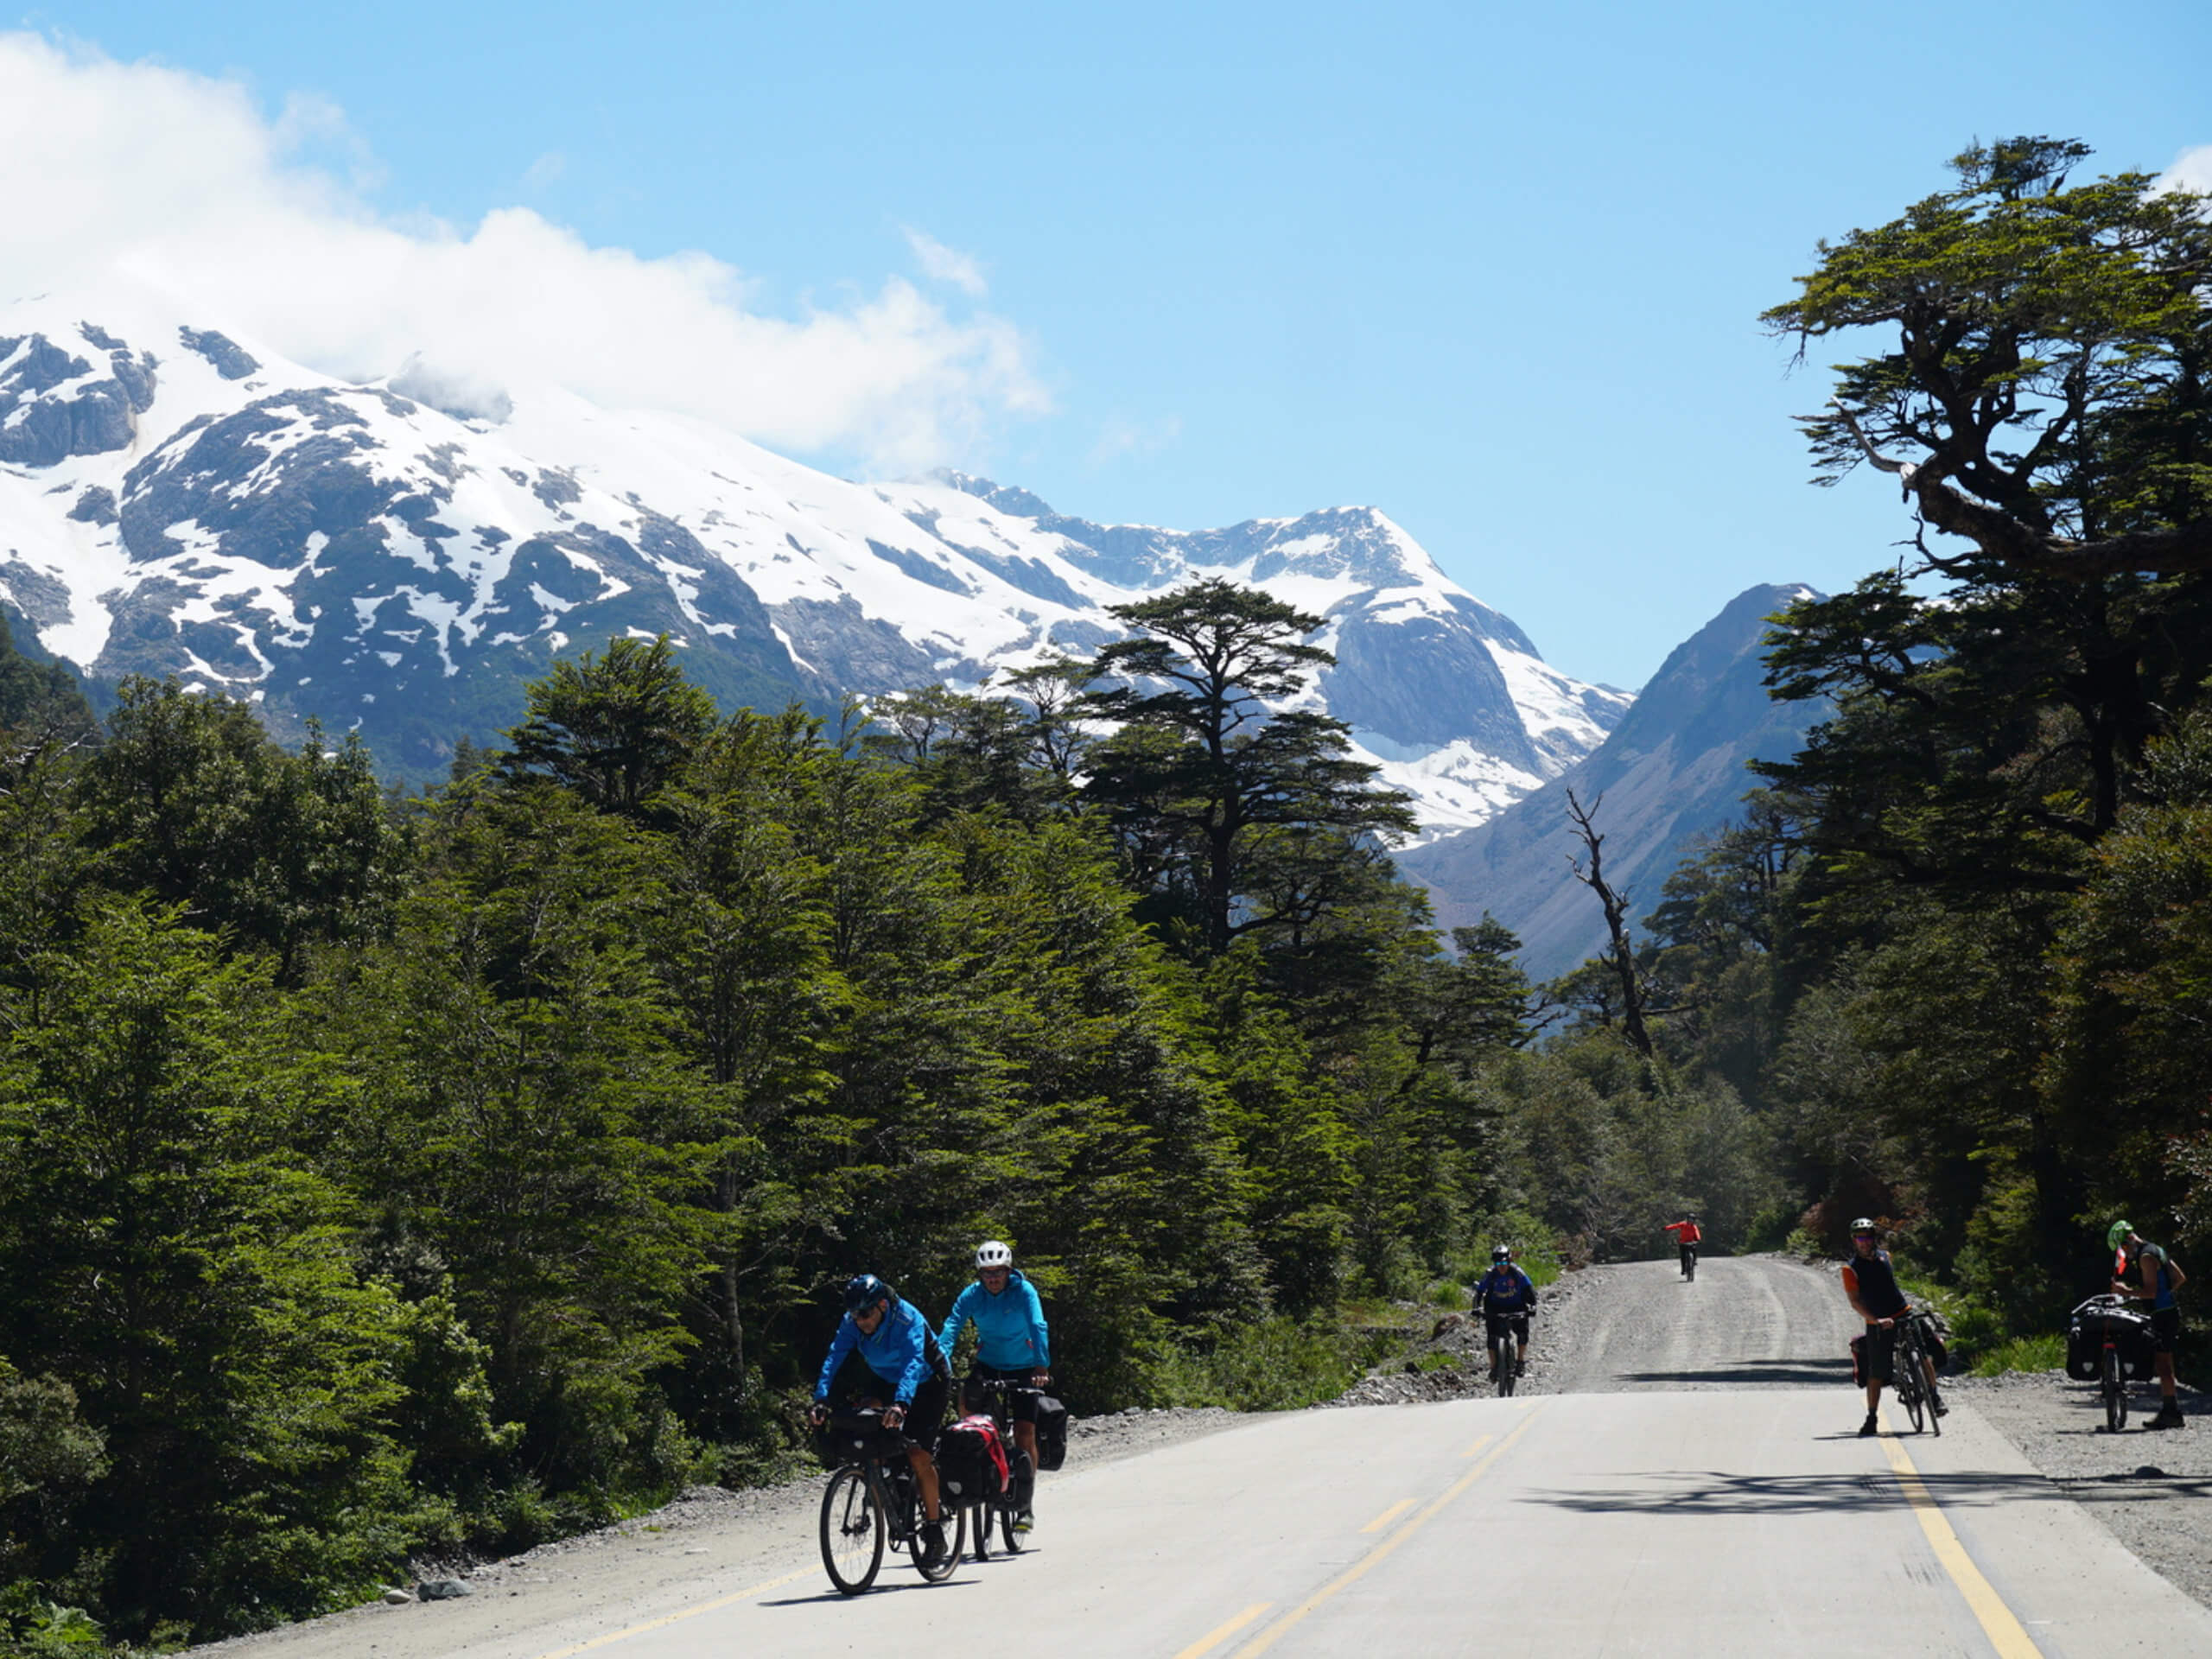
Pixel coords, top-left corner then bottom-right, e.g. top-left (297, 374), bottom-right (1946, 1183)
top-left (1172, 1601), bottom-right (1274, 1659)
top-left (1226, 1407), bottom-right (1542, 1656)
top-left (524, 1563), bottom-right (817, 1659)
top-left (1460, 1432), bottom-right (1493, 1459)
top-left (1878, 1427), bottom-right (2042, 1658)
top-left (1357, 1498), bottom-right (1416, 1534)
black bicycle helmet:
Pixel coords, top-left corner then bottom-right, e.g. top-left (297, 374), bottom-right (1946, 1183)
top-left (842, 1273), bottom-right (893, 1314)
top-left (1491, 1243), bottom-right (1511, 1262)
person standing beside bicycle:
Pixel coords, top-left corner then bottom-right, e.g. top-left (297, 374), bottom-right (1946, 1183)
top-left (2107, 1220), bottom-right (2188, 1430)
top-left (1473, 1243), bottom-right (1536, 1382)
top-left (1842, 1218), bottom-right (1944, 1436)
top-left (938, 1239), bottom-right (1051, 1533)
top-left (1663, 1214), bottom-right (1702, 1278)
top-left (808, 1274), bottom-right (954, 1569)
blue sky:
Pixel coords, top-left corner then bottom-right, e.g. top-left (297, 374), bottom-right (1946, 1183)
top-left (12, 2), bottom-right (2211, 687)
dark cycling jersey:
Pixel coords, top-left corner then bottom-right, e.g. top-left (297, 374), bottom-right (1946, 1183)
top-left (1842, 1249), bottom-right (1909, 1321)
top-left (1476, 1265), bottom-right (1537, 1314)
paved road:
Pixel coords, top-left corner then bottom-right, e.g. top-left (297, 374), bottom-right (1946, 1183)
top-left (201, 1259), bottom-right (2212, 1656)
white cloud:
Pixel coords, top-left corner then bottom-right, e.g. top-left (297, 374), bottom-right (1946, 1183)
top-left (0, 32), bottom-right (1047, 472)
top-left (903, 226), bottom-right (988, 297)
top-left (2158, 143), bottom-right (2212, 196)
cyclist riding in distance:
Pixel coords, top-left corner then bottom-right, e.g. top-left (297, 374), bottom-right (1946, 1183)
top-left (1473, 1243), bottom-right (1537, 1382)
top-left (1663, 1213), bottom-right (1702, 1277)
top-left (938, 1239), bottom-right (1051, 1533)
top-left (808, 1274), bottom-right (953, 1569)
top-left (1841, 1218), bottom-right (1944, 1436)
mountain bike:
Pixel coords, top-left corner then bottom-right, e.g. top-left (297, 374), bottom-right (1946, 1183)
top-left (1888, 1313), bottom-right (1940, 1438)
top-left (1682, 1244), bottom-right (1698, 1283)
top-left (817, 1408), bottom-right (965, 1593)
top-left (958, 1376), bottom-right (1040, 1556)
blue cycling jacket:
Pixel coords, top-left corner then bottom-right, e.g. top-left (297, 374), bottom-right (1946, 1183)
top-left (938, 1271), bottom-right (1052, 1371)
top-left (815, 1294), bottom-right (938, 1406)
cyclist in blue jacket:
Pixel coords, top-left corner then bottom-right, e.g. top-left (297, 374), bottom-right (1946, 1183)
top-left (1474, 1243), bottom-right (1537, 1381)
top-left (939, 1239), bottom-right (1051, 1531)
top-left (808, 1274), bottom-right (952, 1568)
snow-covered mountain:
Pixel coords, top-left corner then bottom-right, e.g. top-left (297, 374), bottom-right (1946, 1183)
top-left (1398, 584), bottom-right (1826, 977)
top-left (1, 281), bottom-right (1628, 828)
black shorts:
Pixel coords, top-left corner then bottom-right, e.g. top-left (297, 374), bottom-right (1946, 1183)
top-left (2152, 1306), bottom-right (2181, 1354)
top-left (1484, 1313), bottom-right (1530, 1344)
top-left (859, 1373), bottom-right (947, 1447)
top-left (1863, 1316), bottom-right (1926, 1382)
top-left (1863, 1322), bottom-right (1898, 1382)
top-left (973, 1364), bottom-right (1043, 1422)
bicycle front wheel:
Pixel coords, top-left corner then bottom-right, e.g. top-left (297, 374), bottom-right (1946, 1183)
top-left (1498, 1344), bottom-right (1517, 1398)
top-left (914, 1503), bottom-right (963, 1582)
top-left (1895, 1337), bottom-right (1926, 1434)
top-left (2104, 1348), bottom-right (2127, 1433)
top-left (820, 1465), bottom-right (884, 1594)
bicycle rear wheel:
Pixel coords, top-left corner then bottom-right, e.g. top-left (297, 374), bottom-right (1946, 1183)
top-left (2104, 1347), bottom-right (2128, 1433)
top-left (999, 1450), bottom-right (1032, 1554)
top-left (820, 1465), bottom-right (884, 1594)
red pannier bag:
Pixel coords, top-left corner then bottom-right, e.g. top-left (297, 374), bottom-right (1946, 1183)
top-left (934, 1414), bottom-right (1009, 1504)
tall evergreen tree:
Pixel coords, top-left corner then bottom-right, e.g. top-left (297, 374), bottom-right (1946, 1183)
top-left (1080, 578), bottom-right (1415, 958)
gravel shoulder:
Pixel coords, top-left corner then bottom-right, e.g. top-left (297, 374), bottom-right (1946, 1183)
top-left (183, 1406), bottom-right (1255, 1658)
top-left (1948, 1369), bottom-right (2212, 1609)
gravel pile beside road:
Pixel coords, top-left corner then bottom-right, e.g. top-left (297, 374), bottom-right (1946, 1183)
top-left (1948, 1369), bottom-right (2212, 1610)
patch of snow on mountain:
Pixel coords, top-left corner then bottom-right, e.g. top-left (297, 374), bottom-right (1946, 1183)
top-left (1485, 639), bottom-right (1630, 772)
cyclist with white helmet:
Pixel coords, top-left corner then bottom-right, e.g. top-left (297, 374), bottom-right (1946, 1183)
top-left (939, 1239), bottom-right (1051, 1532)
top-left (1842, 1218), bottom-right (1945, 1436)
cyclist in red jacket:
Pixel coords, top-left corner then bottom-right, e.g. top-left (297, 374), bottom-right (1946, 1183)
top-left (1662, 1215), bottom-right (1702, 1278)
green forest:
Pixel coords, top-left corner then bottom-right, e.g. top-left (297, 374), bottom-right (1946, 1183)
top-left (0, 136), bottom-right (2207, 1650)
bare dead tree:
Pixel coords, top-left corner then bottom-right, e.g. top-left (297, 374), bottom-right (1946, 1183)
top-left (1565, 787), bottom-right (1653, 1058)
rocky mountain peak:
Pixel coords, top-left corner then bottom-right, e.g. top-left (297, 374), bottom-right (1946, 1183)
top-left (1, 289), bottom-right (1630, 830)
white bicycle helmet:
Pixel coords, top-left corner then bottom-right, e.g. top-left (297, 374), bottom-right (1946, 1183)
top-left (975, 1239), bottom-right (1014, 1270)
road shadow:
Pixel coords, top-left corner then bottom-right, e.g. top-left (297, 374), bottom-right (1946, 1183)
top-left (760, 1577), bottom-right (981, 1606)
top-left (1518, 1466), bottom-right (2212, 1518)
top-left (1608, 1358), bottom-right (1853, 1389)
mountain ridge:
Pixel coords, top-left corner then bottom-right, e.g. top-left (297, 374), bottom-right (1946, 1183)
top-left (1, 283), bottom-right (1627, 830)
top-left (1398, 582), bottom-right (1823, 979)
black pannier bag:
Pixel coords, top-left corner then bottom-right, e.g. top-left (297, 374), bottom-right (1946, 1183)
top-left (1033, 1393), bottom-right (1070, 1471)
top-left (2067, 1294), bottom-right (2156, 1382)
top-left (1918, 1306), bottom-right (1951, 1371)
top-left (932, 1423), bottom-right (1002, 1504)
top-left (818, 1408), bottom-right (906, 1465)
